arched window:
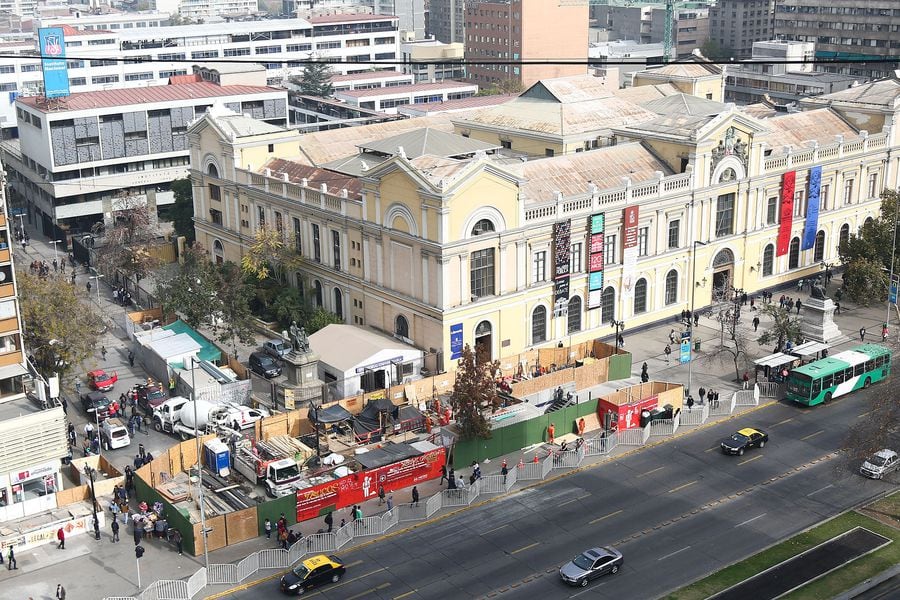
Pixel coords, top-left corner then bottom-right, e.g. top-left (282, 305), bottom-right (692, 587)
top-left (531, 305), bottom-right (547, 345)
top-left (333, 287), bottom-right (343, 320)
top-left (567, 296), bottom-right (582, 334)
top-left (813, 230), bottom-right (826, 262)
top-left (664, 270), bottom-right (678, 305)
top-left (789, 237), bottom-right (800, 270)
top-left (207, 163), bottom-right (218, 178)
top-left (762, 244), bottom-right (774, 276)
top-left (601, 286), bottom-right (616, 323)
top-left (864, 216), bottom-right (874, 229)
top-left (634, 278), bottom-right (648, 314)
top-left (395, 315), bottom-right (409, 339)
top-left (471, 219), bottom-right (495, 236)
top-left (313, 280), bottom-right (323, 307)
top-left (839, 223), bottom-right (850, 249)
top-left (212, 239), bottom-right (224, 265)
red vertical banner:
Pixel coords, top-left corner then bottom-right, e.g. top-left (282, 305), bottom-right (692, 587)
top-left (776, 171), bottom-right (796, 256)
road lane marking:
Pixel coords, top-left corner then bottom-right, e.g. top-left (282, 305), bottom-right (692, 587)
top-left (801, 430), bottom-right (824, 441)
top-left (735, 513), bottom-right (767, 527)
top-left (318, 568), bottom-right (386, 594)
top-left (858, 411), bottom-right (872, 418)
top-left (668, 480), bottom-right (698, 494)
top-left (511, 542), bottom-right (539, 554)
top-left (394, 591), bottom-right (418, 600)
top-left (559, 494), bottom-right (592, 507)
top-left (738, 454), bottom-right (763, 466)
top-left (483, 523), bottom-right (509, 534)
top-left (637, 466), bottom-right (665, 478)
top-left (344, 560), bottom-right (364, 568)
top-left (657, 546), bottom-right (691, 561)
top-left (807, 484), bottom-right (833, 497)
top-left (346, 582), bottom-right (390, 600)
top-left (589, 509), bottom-right (623, 524)
top-left (773, 417), bottom-right (794, 427)
top-left (705, 446), bottom-right (719, 453)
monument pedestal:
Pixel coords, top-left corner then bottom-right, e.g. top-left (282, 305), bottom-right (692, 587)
top-left (277, 350), bottom-right (322, 409)
top-left (800, 296), bottom-right (847, 345)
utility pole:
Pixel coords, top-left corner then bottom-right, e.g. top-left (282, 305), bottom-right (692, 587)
top-left (688, 241), bottom-right (707, 396)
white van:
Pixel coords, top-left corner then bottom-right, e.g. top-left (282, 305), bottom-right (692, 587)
top-left (100, 417), bottom-right (131, 450)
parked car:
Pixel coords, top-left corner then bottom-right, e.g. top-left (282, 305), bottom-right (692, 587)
top-left (100, 417), bottom-right (131, 450)
top-left (137, 385), bottom-right (168, 414)
top-left (559, 546), bottom-right (623, 587)
top-left (263, 338), bottom-right (291, 359)
top-left (720, 427), bottom-right (768, 456)
top-left (250, 352), bottom-right (282, 378)
top-left (860, 449), bottom-right (899, 479)
top-left (87, 369), bottom-right (118, 392)
top-left (224, 403), bottom-right (270, 431)
top-left (280, 554), bottom-right (346, 595)
top-left (81, 391), bottom-right (112, 421)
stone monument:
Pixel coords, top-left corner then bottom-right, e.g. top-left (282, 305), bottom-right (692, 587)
top-left (277, 321), bottom-right (322, 408)
top-left (799, 282), bottom-right (846, 345)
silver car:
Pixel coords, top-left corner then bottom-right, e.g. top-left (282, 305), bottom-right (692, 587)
top-left (860, 449), bottom-right (899, 479)
top-left (559, 546), bottom-right (623, 587)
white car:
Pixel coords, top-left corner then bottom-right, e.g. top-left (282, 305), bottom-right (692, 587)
top-left (860, 449), bottom-right (899, 479)
top-left (224, 403), bottom-right (270, 431)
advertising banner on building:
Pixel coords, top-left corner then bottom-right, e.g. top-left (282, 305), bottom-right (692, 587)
top-left (801, 166), bottom-right (822, 251)
top-left (553, 220), bottom-right (571, 312)
top-left (296, 448), bottom-right (445, 522)
top-left (598, 394), bottom-right (659, 431)
top-left (38, 27), bottom-right (70, 99)
top-left (449, 324), bottom-right (463, 360)
top-left (621, 206), bottom-right (639, 299)
top-left (776, 171), bottom-right (796, 256)
top-left (587, 213), bottom-right (605, 309)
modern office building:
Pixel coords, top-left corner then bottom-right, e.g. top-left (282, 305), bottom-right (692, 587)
top-left (400, 38), bottom-right (465, 82)
top-left (592, 4), bottom-right (709, 57)
top-left (333, 80), bottom-right (478, 113)
top-left (174, 0), bottom-right (260, 19)
top-left (464, 0), bottom-right (589, 89)
top-left (364, 0), bottom-right (425, 40)
top-left (0, 64), bottom-right (287, 237)
top-left (773, 0), bottom-right (900, 80)
top-left (708, 0), bottom-right (774, 57)
top-left (36, 9), bottom-right (172, 30)
top-left (429, 0), bottom-right (464, 43)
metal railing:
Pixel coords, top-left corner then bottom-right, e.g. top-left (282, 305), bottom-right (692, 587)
top-left (679, 402), bottom-right (709, 426)
top-left (756, 382), bottom-right (783, 399)
top-left (734, 387), bottom-right (759, 407)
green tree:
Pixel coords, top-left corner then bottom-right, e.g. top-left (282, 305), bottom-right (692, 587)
top-left (841, 258), bottom-right (887, 307)
top-left (755, 303), bottom-right (803, 351)
top-left (305, 306), bottom-right (342, 334)
top-left (19, 272), bottom-right (105, 376)
top-left (292, 61), bottom-right (334, 97)
top-left (212, 262), bottom-right (256, 359)
top-left (155, 244), bottom-right (221, 329)
top-left (700, 38), bottom-right (734, 60)
top-left (839, 385), bottom-right (900, 475)
top-left (838, 189), bottom-right (898, 305)
top-left (170, 178), bottom-right (196, 243)
top-left (447, 344), bottom-right (501, 441)
top-left (271, 287), bottom-right (307, 329)
top-left (240, 225), bottom-right (301, 287)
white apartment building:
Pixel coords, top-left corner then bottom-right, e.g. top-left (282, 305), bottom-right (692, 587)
top-left (334, 80), bottom-right (478, 112)
top-left (0, 64), bottom-right (287, 236)
top-left (0, 15), bottom-right (401, 136)
top-left (175, 0), bottom-right (260, 20)
top-left (37, 9), bottom-right (172, 30)
top-left (0, 0), bottom-right (37, 18)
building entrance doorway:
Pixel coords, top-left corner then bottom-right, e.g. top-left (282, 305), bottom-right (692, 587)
top-left (474, 320), bottom-right (492, 362)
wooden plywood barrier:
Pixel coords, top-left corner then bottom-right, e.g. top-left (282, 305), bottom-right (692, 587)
top-left (56, 485), bottom-right (90, 507)
top-left (573, 358), bottom-right (609, 390)
top-left (225, 507), bottom-right (258, 545)
top-left (194, 514), bottom-right (227, 555)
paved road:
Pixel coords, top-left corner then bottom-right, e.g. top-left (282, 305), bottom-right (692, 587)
top-left (216, 385), bottom-right (896, 600)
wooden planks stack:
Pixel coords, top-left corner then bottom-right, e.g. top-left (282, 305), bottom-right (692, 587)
top-left (258, 435), bottom-right (314, 463)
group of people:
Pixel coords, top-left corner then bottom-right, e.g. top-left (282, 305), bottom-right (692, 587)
top-left (28, 258), bottom-right (64, 279)
top-left (112, 286), bottom-right (134, 307)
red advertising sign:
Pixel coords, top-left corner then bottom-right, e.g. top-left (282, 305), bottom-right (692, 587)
top-left (296, 448), bottom-right (445, 522)
top-left (598, 395), bottom-right (659, 431)
top-left (623, 206), bottom-right (639, 249)
top-left (589, 232), bottom-right (604, 254)
top-left (776, 171), bottom-right (796, 256)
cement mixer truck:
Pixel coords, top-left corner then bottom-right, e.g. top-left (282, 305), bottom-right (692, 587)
top-left (152, 397), bottom-right (232, 440)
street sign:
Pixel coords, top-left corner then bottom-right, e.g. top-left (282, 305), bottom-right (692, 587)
top-left (680, 339), bottom-right (691, 364)
top-left (891, 276), bottom-right (899, 305)
top-left (283, 388), bottom-right (295, 410)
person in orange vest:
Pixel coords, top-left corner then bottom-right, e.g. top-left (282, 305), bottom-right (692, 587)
top-left (547, 423), bottom-right (555, 445)
top-left (577, 417), bottom-right (586, 437)
top-left (518, 458), bottom-right (525, 469)
top-left (424, 414), bottom-right (432, 433)
top-left (532, 454), bottom-right (539, 463)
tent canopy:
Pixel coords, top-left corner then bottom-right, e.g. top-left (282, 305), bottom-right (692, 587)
top-left (790, 341), bottom-right (829, 357)
top-left (310, 404), bottom-right (353, 424)
top-left (754, 352), bottom-right (796, 369)
top-left (163, 320), bottom-right (222, 363)
top-left (354, 442), bottom-right (422, 470)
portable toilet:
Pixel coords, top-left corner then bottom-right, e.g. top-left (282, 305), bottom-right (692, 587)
top-left (204, 439), bottom-right (230, 477)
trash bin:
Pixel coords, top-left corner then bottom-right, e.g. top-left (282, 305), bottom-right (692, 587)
top-left (694, 338), bottom-right (701, 351)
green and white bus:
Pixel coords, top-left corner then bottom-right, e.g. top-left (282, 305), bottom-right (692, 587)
top-left (785, 344), bottom-right (892, 406)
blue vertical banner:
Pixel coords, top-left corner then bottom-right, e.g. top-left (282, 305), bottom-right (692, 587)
top-left (801, 165), bottom-right (822, 250)
top-left (449, 324), bottom-right (463, 360)
top-left (38, 27), bottom-right (70, 99)
top-left (679, 331), bottom-right (691, 364)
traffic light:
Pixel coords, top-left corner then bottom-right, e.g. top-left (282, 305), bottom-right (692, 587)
top-left (135, 545), bottom-right (145, 559)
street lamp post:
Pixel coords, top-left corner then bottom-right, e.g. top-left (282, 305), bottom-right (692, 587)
top-left (190, 358), bottom-right (210, 571)
top-left (688, 241), bottom-right (708, 397)
top-left (90, 272), bottom-right (103, 302)
top-left (49, 239), bottom-right (62, 266)
top-left (611, 320), bottom-right (625, 349)
top-left (731, 287), bottom-right (745, 339)
top-left (83, 465), bottom-right (100, 540)
top-left (886, 196), bottom-right (900, 329)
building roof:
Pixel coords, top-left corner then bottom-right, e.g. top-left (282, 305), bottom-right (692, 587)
top-left (615, 112), bottom-right (718, 139)
top-left (17, 81), bottom-right (280, 112)
top-left (148, 333), bottom-right (202, 361)
top-left (359, 127), bottom-right (498, 158)
top-left (195, 61), bottom-right (266, 75)
top-left (260, 157), bottom-right (362, 195)
top-left (407, 154), bottom-right (474, 187)
top-left (397, 93), bottom-right (515, 116)
top-left (806, 75), bottom-right (900, 108)
top-left (741, 103), bottom-right (781, 119)
top-left (636, 59), bottom-right (723, 79)
top-left (309, 324), bottom-right (419, 373)
top-left (514, 142), bottom-right (673, 203)
top-left (332, 70), bottom-right (410, 83)
top-left (169, 74), bottom-right (201, 85)
top-left (642, 93), bottom-right (729, 117)
top-left (521, 74), bottom-right (616, 104)
top-left (763, 108), bottom-right (859, 151)
top-left (59, 24), bottom-right (113, 36)
top-left (204, 103), bottom-right (287, 138)
top-left (162, 320), bottom-right (221, 363)
top-left (612, 83), bottom-right (681, 103)
top-left (295, 114), bottom-right (458, 166)
top-left (307, 13), bottom-right (398, 24)
top-left (337, 80), bottom-right (476, 98)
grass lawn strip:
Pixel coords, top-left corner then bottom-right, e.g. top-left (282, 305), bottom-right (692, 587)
top-left (663, 501), bottom-right (900, 600)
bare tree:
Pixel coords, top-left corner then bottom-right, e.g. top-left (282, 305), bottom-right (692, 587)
top-left (708, 311), bottom-right (754, 382)
top-left (94, 192), bottom-right (163, 286)
top-left (841, 385), bottom-right (900, 465)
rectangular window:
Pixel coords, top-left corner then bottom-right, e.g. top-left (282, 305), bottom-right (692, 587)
top-left (257, 206), bottom-right (265, 228)
top-left (667, 219), bottom-right (680, 249)
top-left (793, 190), bottom-right (806, 218)
top-left (716, 193), bottom-right (735, 237)
top-left (570, 242), bottom-right (582, 274)
top-left (208, 184), bottom-right (221, 201)
top-left (210, 209), bottom-right (223, 225)
top-left (91, 75), bottom-right (120, 84)
top-left (293, 217), bottom-right (302, 253)
top-left (605, 233), bottom-right (617, 265)
top-left (312, 224), bottom-right (321, 262)
top-left (532, 250), bottom-right (546, 283)
top-left (332, 230), bottom-right (341, 270)
top-left (274, 211), bottom-right (283, 233)
top-left (286, 43), bottom-right (312, 52)
top-left (191, 50), bottom-right (219, 59)
top-left (255, 45), bottom-right (282, 54)
top-left (470, 248), bottom-right (495, 298)
top-left (868, 172), bottom-right (879, 198)
top-left (844, 179), bottom-right (854, 204)
top-left (124, 72), bottom-right (154, 81)
top-left (820, 184), bottom-right (829, 210)
top-left (224, 48), bottom-right (251, 57)
top-left (637, 227), bottom-right (649, 256)
top-left (766, 196), bottom-right (778, 224)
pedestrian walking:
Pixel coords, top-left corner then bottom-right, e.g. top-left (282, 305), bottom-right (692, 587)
top-left (547, 422), bottom-right (555, 444)
top-left (617, 333), bottom-right (625, 348)
top-left (7, 546), bottom-right (16, 570)
top-left (386, 494), bottom-right (394, 511)
top-left (378, 484), bottom-right (386, 505)
top-left (698, 387), bottom-right (706, 404)
top-left (640, 362), bottom-right (649, 383)
top-left (111, 518), bottom-right (120, 543)
top-left (835, 301), bottom-right (841, 315)
top-left (100, 346), bottom-right (107, 361)
top-left (440, 464), bottom-right (448, 486)
top-left (172, 529), bottom-right (183, 555)
top-left (796, 299), bottom-right (802, 314)
top-left (686, 395), bottom-right (694, 412)
top-left (668, 329), bottom-right (677, 344)
top-left (128, 350), bottom-right (135, 367)
top-left (264, 518), bottom-right (272, 539)
top-left (86, 280), bottom-right (92, 294)
top-left (411, 486), bottom-right (420, 507)
top-left (664, 344), bottom-right (672, 363)
top-left (742, 372), bottom-right (750, 390)
top-left (860, 327), bottom-right (867, 342)
top-left (882, 323), bottom-right (889, 342)
top-left (84, 421), bottom-right (94, 441)
top-left (501, 462), bottom-right (509, 484)
top-left (752, 316), bottom-right (760, 332)
top-left (133, 522), bottom-right (143, 546)
top-left (56, 584), bottom-right (66, 600)
top-left (713, 389), bottom-right (720, 409)
top-left (57, 527), bottom-right (65, 549)
top-left (278, 528), bottom-right (288, 549)
top-left (324, 511), bottom-right (333, 533)
top-left (354, 505), bottom-right (363, 521)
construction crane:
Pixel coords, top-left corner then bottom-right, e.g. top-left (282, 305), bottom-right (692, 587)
top-left (561, 0), bottom-right (683, 63)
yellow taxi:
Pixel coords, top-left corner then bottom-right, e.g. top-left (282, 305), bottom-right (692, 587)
top-left (280, 554), bottom-right (346, 595)
top-left (720, 427), bottom-right (769, 456)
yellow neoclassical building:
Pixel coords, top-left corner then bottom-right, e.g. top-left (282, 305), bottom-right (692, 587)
top-left (190, 74), bottom-right (900, 372)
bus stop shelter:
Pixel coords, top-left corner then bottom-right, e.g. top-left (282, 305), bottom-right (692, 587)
top-left (753, 352), bottom-right (800, 382)
top-left (789, 341), bottom-right (830, 364)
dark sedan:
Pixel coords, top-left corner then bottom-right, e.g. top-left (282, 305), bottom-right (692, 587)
top-left (80, 391), bottom-right (111, 421)
top-left (721, 427), bottom-right (769, 456)
top-left (559, 546), bottom-right (623, 587)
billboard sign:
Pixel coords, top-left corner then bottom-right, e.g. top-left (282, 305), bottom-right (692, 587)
top-left (553, 220), bottom-right (571, 311)
top-left (587, 213), bottom-right (605, 309)
top-left (38, 27), bottom-right (70, 99)
top-left (621, 206), bottom-right (639, 299)
top-left (449, 323), bottom-right (463, 360)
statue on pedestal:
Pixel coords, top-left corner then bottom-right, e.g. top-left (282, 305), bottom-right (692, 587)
top-left (289, 320), bottom-right (310, 354)
top-left (810, 280), bottom-right (828, 301)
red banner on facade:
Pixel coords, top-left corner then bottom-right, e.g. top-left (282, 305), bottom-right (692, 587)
top-left (776, 171), bottom-right (796, 256)
top-left (296, 448), bottom-right (445, 522)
